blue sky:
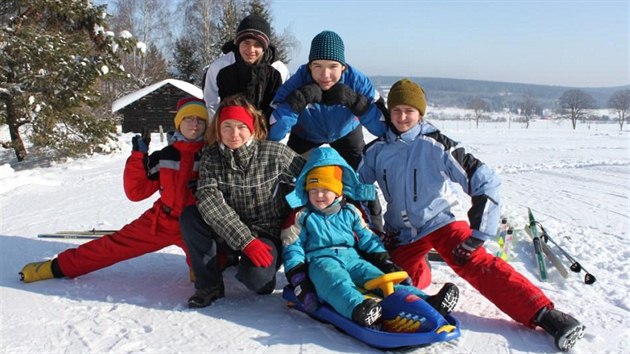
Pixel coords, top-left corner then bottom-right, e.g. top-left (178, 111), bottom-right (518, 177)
top-left (271, 0), bottom-right (629, 87)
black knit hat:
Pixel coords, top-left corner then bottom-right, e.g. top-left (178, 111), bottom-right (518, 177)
top-left (235, 14), bottom-right (271, 50)
top-left (308, 30), bottom-right (345, 65)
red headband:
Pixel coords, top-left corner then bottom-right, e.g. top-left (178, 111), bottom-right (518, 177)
top-left (219, 106), bottom-right (255, 133)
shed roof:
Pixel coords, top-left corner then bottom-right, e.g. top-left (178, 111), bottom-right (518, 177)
top-left (112, 79), bottom-right (203, 113)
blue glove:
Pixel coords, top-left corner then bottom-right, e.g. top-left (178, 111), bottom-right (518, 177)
top-left (452, 236), bottom-right (484, 265)
top-left (132, 128), bottom-right (151, 153)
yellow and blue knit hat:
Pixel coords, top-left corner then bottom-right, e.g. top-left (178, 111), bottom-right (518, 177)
top-left (308, 30), bottom-right (345, 65)
top-left (174, 97), bottom-right (209, 130)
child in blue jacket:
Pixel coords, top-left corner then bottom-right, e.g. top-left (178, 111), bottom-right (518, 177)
top-left (268, 30), bottom-right (387, 169)
top-left (281, 147), bottom-right (458, 327)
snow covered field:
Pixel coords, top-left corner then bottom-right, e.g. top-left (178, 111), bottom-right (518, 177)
top-left (1, 119), bottom-right (628, 353)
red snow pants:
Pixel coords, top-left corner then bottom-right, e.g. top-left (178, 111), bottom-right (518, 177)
top-left (389, 221), bottom-right (552, 327)
top-left (57, 206), bottom-right (190, 278)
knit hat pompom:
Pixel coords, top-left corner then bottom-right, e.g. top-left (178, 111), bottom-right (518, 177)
top-left (387, 79), bottom-right (427, 116)
top-left (308, 30), bottom-right (345, 65)
top-left (306, 165), bottom-right (343, 196)
top-left (235, 14), bottom-right (271, 50)
top-left (174, 97), bottom-right (209, 130)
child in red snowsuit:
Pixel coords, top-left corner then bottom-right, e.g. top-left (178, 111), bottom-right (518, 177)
top-left (19, 97), bottom-right (208, 282)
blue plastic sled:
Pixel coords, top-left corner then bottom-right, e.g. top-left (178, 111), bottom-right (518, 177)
top-left (282, 273), bottom-right (461, 350)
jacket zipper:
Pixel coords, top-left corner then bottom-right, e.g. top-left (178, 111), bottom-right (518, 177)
top-left (413, 169), bottom-right (417, 202)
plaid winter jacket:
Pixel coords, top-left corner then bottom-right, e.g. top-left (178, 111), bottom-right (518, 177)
top-left (196, 140), bottom-right (305, 251)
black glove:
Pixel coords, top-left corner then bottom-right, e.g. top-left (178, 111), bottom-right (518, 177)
top-left (322, 83), bottom-right (370, 116)
top-left (363, 251), bottom-right (412, 286)
top-left (452, 236), bottom-right (485, 265)
top-left (372, 229), bottom-right (400, 251)
top-left (284, 83), bottom-right (323, 113)
top-left (132, 127), bottom-right (151, 153)
top-left (364, 252), bottom-right (403, 274)
top-left (286, 263), bottom-right (318, 312)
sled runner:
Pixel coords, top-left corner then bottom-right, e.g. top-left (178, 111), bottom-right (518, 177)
top-left (283, 271), bottom-right (461, 349)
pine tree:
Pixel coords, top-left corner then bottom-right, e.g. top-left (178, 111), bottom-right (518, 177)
top-left (0, 0), bottom-right (137, 161)
top-left (172, 37), bottom-right (203, 84)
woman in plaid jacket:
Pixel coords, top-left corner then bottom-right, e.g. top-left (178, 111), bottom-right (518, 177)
top-left (180, 94), bottom-right (305, 308)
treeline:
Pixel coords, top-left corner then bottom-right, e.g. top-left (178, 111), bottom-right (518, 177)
top-left (371, 76), bottom-right (629, 110)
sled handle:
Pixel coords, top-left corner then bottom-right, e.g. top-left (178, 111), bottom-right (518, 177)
top-left (363, 271), bottom-right (409, 297)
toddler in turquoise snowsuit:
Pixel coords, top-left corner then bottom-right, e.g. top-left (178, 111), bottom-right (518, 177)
top-left (281, 147), bottom-right (431, 327)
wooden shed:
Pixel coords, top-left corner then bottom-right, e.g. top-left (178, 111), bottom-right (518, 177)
top-left (112, 79), bottom-right (203, 133)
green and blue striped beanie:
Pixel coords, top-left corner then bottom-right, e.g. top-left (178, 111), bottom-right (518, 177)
top-left (308, 30), bottom-right (345, 65)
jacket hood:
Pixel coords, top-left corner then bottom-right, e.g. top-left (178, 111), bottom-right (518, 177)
top-left (385, 120), bottom-right (439, 142)
top-left (285, 147), bottom-right (375, 208)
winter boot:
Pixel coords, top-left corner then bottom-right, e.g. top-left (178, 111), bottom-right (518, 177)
top-left (535, 307), bottom-right (585, 352)
top-left (351, 299), bottom-right (383, 327)
top-left (188, 283), bottom-right (225, 308)
top-left (425, 282), bottom-right (459, 317)
top-left (20, 260), bottom-right (54, 283)
top-left (255, 275), bottom-right (276, 295)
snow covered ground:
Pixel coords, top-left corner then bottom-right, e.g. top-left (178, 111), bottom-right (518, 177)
top-left (1, 119), bottom-right (628, 353)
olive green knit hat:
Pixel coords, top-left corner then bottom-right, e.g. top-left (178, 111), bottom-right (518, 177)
top-left (387, 79), bottom-right (427, 116)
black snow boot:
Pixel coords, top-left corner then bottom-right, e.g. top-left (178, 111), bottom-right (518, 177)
top-left (188, 283), bottom-right (225, 308)
top-left (535, 307), bottom-right (585, 352)
top-left (351, 299), bottom-right (382, 327)
top-left (425, 282), bottom-right (459, 317)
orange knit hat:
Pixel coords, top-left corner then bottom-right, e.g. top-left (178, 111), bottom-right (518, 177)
top-left (305, 165), bottom-right (343, 196)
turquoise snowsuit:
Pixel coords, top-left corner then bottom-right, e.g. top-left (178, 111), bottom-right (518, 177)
top-left (282, 147), bottom-right (426, 319)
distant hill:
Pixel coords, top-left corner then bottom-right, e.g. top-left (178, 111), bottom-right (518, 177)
top-left (369, 76), bottom-right (629, 110)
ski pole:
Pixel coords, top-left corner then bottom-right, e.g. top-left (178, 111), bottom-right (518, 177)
top-left (538, 223), bottom-right (596, 285)
top-left (528, 208), bottom-right (547, 281)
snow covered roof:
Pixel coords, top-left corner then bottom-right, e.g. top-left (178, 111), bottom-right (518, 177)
top-left (112, 79), bottom-right (203, 113)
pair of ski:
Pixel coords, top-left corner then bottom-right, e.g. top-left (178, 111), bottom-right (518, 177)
top-left (494, 217), bottom-right (515, 261)
top-left (37, 229), bottom-right (115, 239)
top-left (526, 208), bottom-right (596, 284)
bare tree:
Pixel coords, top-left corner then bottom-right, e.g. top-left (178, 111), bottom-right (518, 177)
top-left (182, 0), bottom-right (223, 66)
top-left (519, 93), bottom-right (540, 129)
top-left (608, 89), bottom-right (630, 131)
top-left (558, 89), bottom-right (596, 130)
top-left (109, 0), bottom-right (173, 87)
top-left (467, 97), bottom-right (490, 128)
top-left (246, 0), bottom-right (297, 63)
top-left (217, 0), bottom-right (246, 53)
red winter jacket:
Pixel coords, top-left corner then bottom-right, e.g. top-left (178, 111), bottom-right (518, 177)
top-left (124, 140), bottom-right (205, 220)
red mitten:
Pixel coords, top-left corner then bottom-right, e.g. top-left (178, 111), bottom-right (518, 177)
top-left (243, 238), bottom-right (273, 267)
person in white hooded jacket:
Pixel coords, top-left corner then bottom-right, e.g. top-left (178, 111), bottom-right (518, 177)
top-left (202, 14), bottom-right (289, 123)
